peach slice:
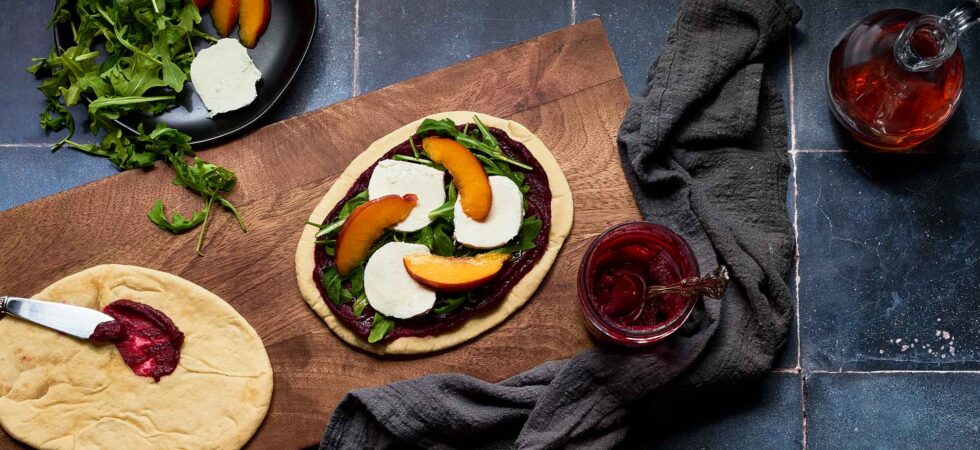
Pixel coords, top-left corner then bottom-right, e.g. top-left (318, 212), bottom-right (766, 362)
top-left (238, 0), bottom-right (271, 48)
top-left (210, 0), bottom-right (240, 37)
top-left (422, 137), bottom-right (492, 221)
top-left (193, 0), bottom-right (211, 9)
top-left (403, 252), bottom-right (510, 293)
top-left (335, 194), bottom-right (417, 277)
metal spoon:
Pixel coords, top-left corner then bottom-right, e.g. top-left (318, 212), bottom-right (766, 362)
top-left (622, 266), bottom-right (729, 324)
top-left (647, 265), bottom-right (730, 300)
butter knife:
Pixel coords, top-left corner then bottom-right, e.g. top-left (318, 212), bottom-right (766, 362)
top-left (0, 296), bottom-right (115, 340)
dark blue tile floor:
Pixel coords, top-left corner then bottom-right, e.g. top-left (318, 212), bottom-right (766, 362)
top-left (4, 0), bottom-right (980, 447)
top-left (805, 373), bottom-right (980, 449)
top-left (357, 0), bottom-right (570, 93)
top-left (798, 152), bottom-right (980, 371)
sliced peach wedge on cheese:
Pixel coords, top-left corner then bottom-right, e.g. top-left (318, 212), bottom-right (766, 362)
top-left (210, 0), bottom-right (241, 37)
top-left (422, 137), bottom-right (492, 221)
top-left (335, 194), bottom-right (417, 277)
top-left (238, 0), bottom-right (271, 48)
top-left (403, 253), bottom-right (510, 293)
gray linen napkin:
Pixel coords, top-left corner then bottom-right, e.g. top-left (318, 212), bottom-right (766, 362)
top-left (321, 0), bottom-right (800, 448)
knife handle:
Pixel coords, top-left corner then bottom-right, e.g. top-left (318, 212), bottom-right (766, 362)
top-left (0, 296), bottom-right (7, 317)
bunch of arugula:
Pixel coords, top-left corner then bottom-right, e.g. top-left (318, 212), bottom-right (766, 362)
top-left (309, 116), bottom-right (543, 343)
top-left (28, 0), bottom-right (245, 255)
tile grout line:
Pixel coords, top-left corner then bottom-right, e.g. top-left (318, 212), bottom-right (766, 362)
top-left (0, 143), bottom-right (53, 148)
top-left (788, 33), bottom-right (797, 151)
top-left (788, 32), bottom-right (806, 450)
top-left (793, 146), bottom-right (802, 370)
top-left (793, 149), bottom-right (847, 153)
top-left (800, 372), bottom-right (808, 450)
top-left (787, 30), bottom-right (803, 375)
top-left (811, 369), bottom-right (980, 374)
top-left (570, 0), bottom-right (576, 24)
top-left (351, 0), bottom-right (361, 97)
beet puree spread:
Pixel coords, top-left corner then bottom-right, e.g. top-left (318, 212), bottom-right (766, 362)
top-left (578, 222), bottom-right (699, 346)
top-left (313, 126), bottom-right (552, 342)
top-left (91, 300), bottom-right (184, 382)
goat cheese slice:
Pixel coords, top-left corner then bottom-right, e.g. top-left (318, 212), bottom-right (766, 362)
top-left (364, 242), bottom-right (436, 319)
top-left (190, 38), bottom-right (262, 118)
top-left (368, 160), bottom-right (446, 232)
top-left (454, 176), bottom-right (524, 249)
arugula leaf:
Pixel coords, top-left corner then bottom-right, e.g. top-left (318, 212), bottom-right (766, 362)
top-left (434, 295), bottom-right (468, 314)
top-left (314, 190), bottom-right (369, 241)
top-left (431, 223), bottom-right (456, 256)
top-left (339, 190), bottom-right (369, 219)
top-left (352, 294), bottom-right (368, 316)
top-left (148, 199), bottom-right (204, 232)
top-left (368, 313), bottom-right (395, 343)
top-left (29, 0), bottom-right (242, 255)
top-left (415, 226), bottom-right (435, 251)
top-left (392, 154), bottom-right (442, 169)
top-left (493, 216), bottom-right (543, 255)
top-left (427, 183), bottom-right (457, 222)
top-left (416, 116), bottom-right (533, 170)
top-left (321, 267), bottom-right (353, 306)
top-left (167, 153), bottom-right (247, 255)
top-left (350, 265), bottom-right (366, 298)
top-left (409, 136), bottom-right (420, 158)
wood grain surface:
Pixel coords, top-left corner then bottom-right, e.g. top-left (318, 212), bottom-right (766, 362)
top-left (0, 19), bottom-right (640, 449)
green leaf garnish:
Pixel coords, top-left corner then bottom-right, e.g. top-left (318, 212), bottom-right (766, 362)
top-left (148, 199), bottom-right (204, 233)
top-left (431, 224), bottom-right (455, 257)
top-left (29, 0), bottom-right (242, 255)
top-left (350, 265), bottom-right (366, 298)
top-left (434, 295), bottom-right (468, 314)
top-left (352, 294), bottom-right (368, 316)
top-left (427, 183), bottom-right (457, 222)
top-left (313, 190), bottom-right (370, 239)
top-left (493, 216), bottom-right (543, 255)
top-left (368, 313), bottom-right (395, 343)
top-left (416, 116), bottom-right (533, 170)
top-left (339, 190), bottom-right (369, 219)
top-left (321, 267), bottom-right (353, 306)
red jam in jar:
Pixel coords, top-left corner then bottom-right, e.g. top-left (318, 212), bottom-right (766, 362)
top-left (578, 222), bottom-right (700, 346)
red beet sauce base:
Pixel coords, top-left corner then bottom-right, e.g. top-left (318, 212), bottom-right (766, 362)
top-left (312, 126), bottom-right (552, 342)
top-left (91, 300), bottom-right (184, 382)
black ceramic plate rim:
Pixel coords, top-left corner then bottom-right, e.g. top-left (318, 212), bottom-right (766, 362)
top-left (51, 1), bottom-right (318, 147)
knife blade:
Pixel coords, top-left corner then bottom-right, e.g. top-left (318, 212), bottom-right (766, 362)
top-left (0, 296), bottom-right (115, 340)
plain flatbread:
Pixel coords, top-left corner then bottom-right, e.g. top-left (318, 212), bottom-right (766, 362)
top-left (0, 265), bottom-right (273, 450)
top-left (295, 111), bottom-right (574, 355)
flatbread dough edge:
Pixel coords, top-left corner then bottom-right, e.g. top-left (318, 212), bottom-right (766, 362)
top-left (295, 111), bottom-right (574, 355)
top-left (0, 264), bottom-right (274, 450)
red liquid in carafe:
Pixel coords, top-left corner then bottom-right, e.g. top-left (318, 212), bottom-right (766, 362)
top-left (828, 9), bottom-right (964, 150)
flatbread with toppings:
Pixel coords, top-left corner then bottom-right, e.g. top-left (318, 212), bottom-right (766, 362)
top-left (296, 112), bottom-right (573, 355)
top-left (0, 265), bottom-right (273, 450)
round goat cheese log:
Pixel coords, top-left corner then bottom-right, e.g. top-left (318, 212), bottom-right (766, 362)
top-left (367, 160), bottom-right (446, 232)
top-left (454, 176), bottom-right (524, 249)
top-left (190, 38), bottom-right (262, 117)
top-left (364, 242), bottom-right (436, 319)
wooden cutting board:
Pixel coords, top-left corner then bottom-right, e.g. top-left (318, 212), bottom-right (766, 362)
top-left (0, 19), bottom-right (639, 449)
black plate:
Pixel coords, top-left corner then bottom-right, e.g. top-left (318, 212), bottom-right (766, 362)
top-left (54, 0), bottom-right (317, 146)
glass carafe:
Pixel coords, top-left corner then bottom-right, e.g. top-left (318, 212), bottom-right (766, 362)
top-left (827, 2), bottom-right (980, 150)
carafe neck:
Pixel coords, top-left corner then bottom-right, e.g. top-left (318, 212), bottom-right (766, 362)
top-left (895, 1), bottom-right (980, 72)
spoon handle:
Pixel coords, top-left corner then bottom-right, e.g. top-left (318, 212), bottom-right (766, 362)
top-left (646, 266), bottom-right (729, 300)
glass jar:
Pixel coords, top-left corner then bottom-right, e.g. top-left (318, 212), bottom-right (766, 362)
top-left (577, 222), bottom-right (700, 347)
